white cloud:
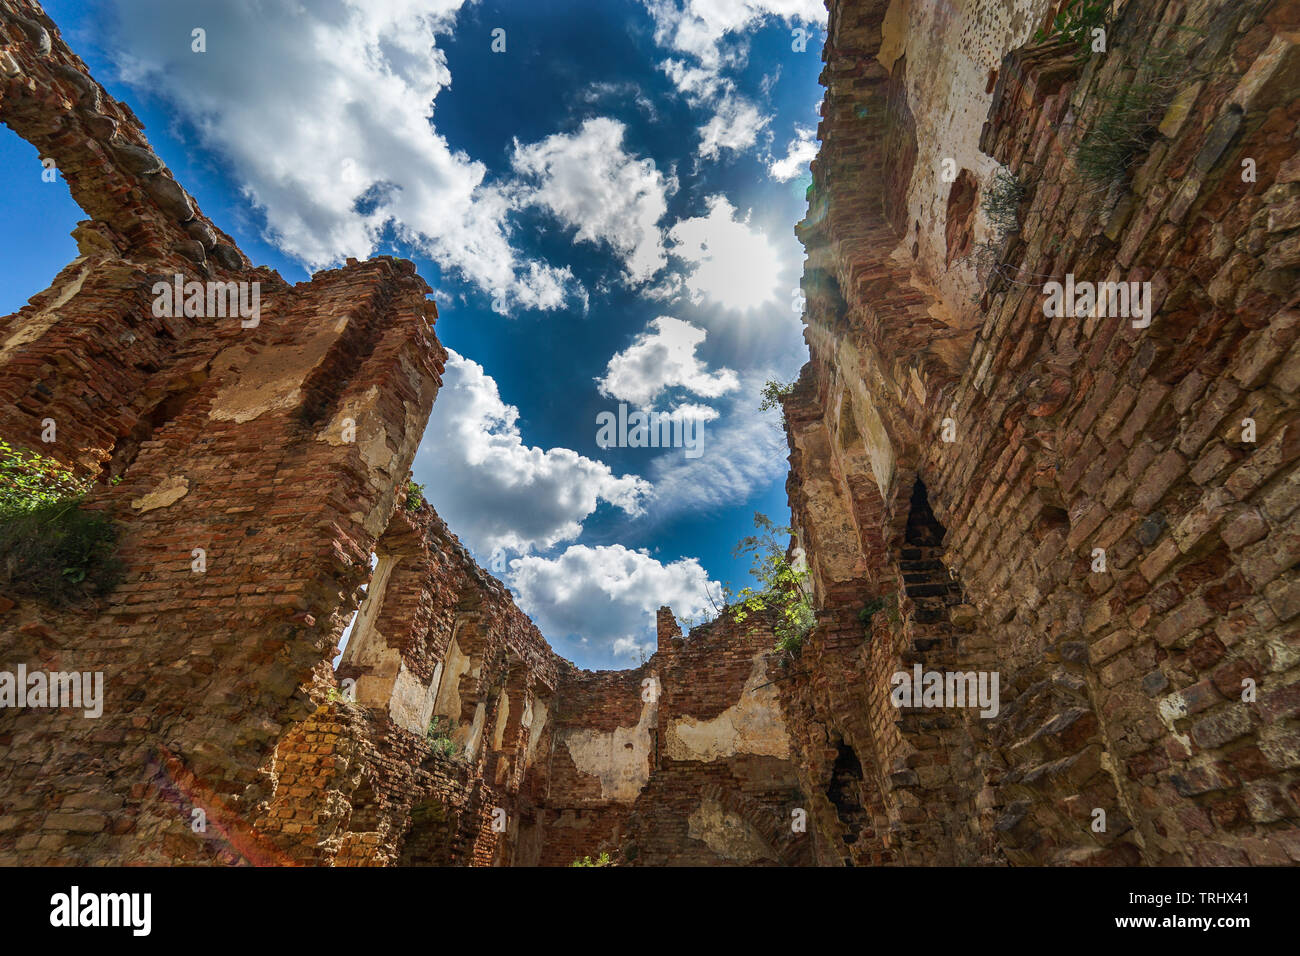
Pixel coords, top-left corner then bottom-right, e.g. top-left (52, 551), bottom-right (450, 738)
top-left (768, 125), bottom-right (818, 181)
top-left (612, 636), bottom-right (653, 661)
top-left (106, 0), bottom-right (576, 311)
top-left (647, 376), bottom-right (790, 514)
top-left (597, 316), bottom-right (739, 406)
top-left (697, 94), bottom-right (769, 160)
top-left (647, 1), bottom-right (823, 160)
top-left (644, 0), bottom-right (824, 72)
top-left (511, 118), bottom-right (675, 284)
top-left (667, 196), bottom-right (784, 311)
top-left (665, 403), bottom-right (721, 423)
top-left (416, 351), bottom-right (651, 556)
top-left (508, 544), bottom-right (720, 663)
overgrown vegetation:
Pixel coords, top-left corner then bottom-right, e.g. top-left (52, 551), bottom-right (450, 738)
top-left (0, 438), bottom-right (122, 605)
top-left (326, 686), bottom-right (356, 706)
top-left (859, 592), bottom-right (900, 636)
top-left (728, 513), bottom-right (815, 656)
top-left (980, 169), bottom-right (1025, 242)
top-left (570, 852), bottom-right (612, 867)
top-left (405, 478), bottom-right (426, 512)
top-left (1076, 84), bottom-right (1167, 185)
top-left (1075, 46), bottom-right (1189, 187)
top-left (759, 379), bottom-right (796, 416)
top-left (425, 714), bottom-right (457, 757)
top-left (1033, 0), bottom-right (1113, 59)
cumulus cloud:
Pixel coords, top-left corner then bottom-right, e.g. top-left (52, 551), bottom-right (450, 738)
top-left (416, 351), bottom-right (651, 556)
top-left (511, 118), bottom-right (674, 284)
top-left (697, 94), bottom-right (769, 160)
top-left (104, 0), bottom-right (576, 311)
top-left (647, 0), bottom-right (824, 160)
top-left (667, 196), bottom-right (784, 311)
top-left (597, 316), bottom-right (739, 406)
top-left (659, 60), bottom-right (767, 163)
top-left (508, 545), bottom-right (720, 664)
top-left (644, 0), bottom-right (824, 72)
top-left (768, 125), bottom-right (818, 181)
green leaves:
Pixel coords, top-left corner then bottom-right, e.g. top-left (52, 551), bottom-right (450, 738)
top-left (759, 379), bottom-right (796, 415)
top-left (731, 512), bottom-right (815, 655)
top-left (405, 478), bottom-right (426, 512)
top-left (0, 438), bottom-right (121, 606)
top-left (425, 714), bottom-right (457, 756)
top-left (858, 592), bottom-right (900, 636)
top-left (0, 438), bottom-right (91, 514)
top-left (1033, 0), bottom-right (1111, 58)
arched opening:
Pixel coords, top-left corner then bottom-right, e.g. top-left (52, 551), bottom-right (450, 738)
top-left (901, 479), bottom-right (962, 623)
top-left (825, 742), bottom-right (869, 865)
top-left (397, 798), bottom-right (459, 866)
top-left (0, 124), bottom-right (83, 316)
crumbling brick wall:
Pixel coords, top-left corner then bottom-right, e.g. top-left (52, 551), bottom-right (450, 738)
top-left (0, 0), bottom-right (810, 863)
top-left (10, 0), bottom-right (1294, 869)
top-left (0, 0), bottom-right (445, 864)
top-left (514, 607), bottom-right (809, 866)
top-left (779, 0), bottom-right (1300, 866)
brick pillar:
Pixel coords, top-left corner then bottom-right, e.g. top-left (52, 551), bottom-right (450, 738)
top-left (656, 606), bottom-right (681, 657)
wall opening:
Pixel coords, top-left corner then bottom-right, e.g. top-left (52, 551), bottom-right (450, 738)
top-left (347, 777), bottom-right (381, 834)
top-left (826, 742), bottom-right (868, 865)
top-left (901, 479), bottom-right (962, 624)
top-left (397, 799), bottom-right (458, 865)
top-left (335, 550), bottom-right (402, 707)
top-left (0, 124), bottom-right (83, 316)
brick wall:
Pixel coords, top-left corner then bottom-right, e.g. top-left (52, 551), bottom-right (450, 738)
top-left (6, 0), bottom-right (1293, 868)
top-left (778, 0), bottom-right (1300, 866)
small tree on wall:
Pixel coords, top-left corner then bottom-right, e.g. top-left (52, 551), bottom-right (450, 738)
top-left (728, 513), bottom-right (815, 654)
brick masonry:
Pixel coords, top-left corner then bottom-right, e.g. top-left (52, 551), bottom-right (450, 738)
top-left (0, 0), bottom-right (809, 866)
top-left (778, 0), bottom-right (1300, 865)
top-left (1, 0), bottom-right (1298, 867)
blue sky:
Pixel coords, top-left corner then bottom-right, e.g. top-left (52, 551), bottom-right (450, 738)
top-left (0, 0), bottom-right (826, 669)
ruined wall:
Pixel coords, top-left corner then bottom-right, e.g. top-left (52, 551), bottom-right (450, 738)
top-left (0, 0), bottom-right (446, 864)
top-left (516, 609), bottom-right (809, 866)
top-left (9, 0), bottom-right (1295, 869)
top-left (780, 0), bottom-right (1300, 866)
top-left (0, 3), bottom-right (811, 867)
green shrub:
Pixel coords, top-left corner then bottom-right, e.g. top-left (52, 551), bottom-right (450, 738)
top-left (759, 379), bottom-right (796, 415)
top-left (405, 479), bottom-right (426, 512)
top-left (570, 852), bottom-right (611, 867)
top-left (425, 714), bottom-right (457, 756)
top-left (0, 438), bottom-right (90, 511)
top-left (1075, 84), bottom-right (1165, 185)
top-left (0, 439), bottom-right (121, 605)
top-left (1075, 47), bottom-right (1187, 186)
top-left (0, 500), bottom-right (123, 605)
top-left (859, 592), bottom-right (900, 635)
top-left (730, 513), bottom-right (816, 656)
